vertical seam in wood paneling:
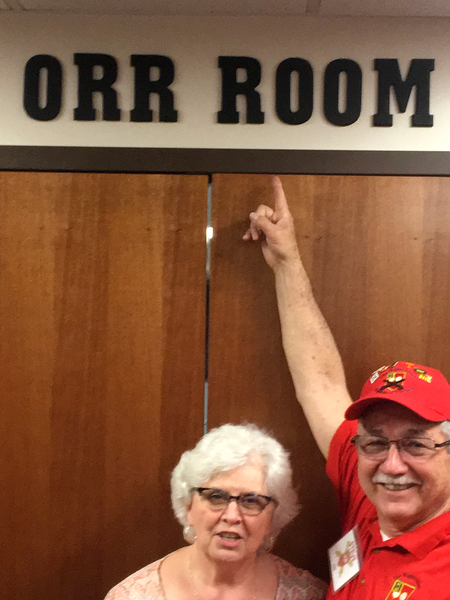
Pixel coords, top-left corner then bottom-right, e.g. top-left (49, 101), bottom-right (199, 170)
top-left (204, 175), bottom-right (213, 434)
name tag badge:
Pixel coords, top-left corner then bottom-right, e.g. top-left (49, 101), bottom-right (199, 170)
top-left (328, 526), bottom-right (363, 593)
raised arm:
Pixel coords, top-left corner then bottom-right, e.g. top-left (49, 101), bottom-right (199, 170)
top-left (243, 177), bottom-right (352, 458)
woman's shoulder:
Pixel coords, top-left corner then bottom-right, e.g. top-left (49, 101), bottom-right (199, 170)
top-left (103, 557), bottom-right (165, 600)
top-left (273, 555), bottom-right (328, 600)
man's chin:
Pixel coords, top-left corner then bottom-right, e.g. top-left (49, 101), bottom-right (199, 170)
top-left (376, 503), bottom-right (423, 535)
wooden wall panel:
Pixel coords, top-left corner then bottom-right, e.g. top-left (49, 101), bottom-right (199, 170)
top-left (0, 173), bottom-right (207, 600)
top-left (208, 173), bottom-right (450, 581)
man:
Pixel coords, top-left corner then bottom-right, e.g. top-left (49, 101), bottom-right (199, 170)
top-left (244, 177), bottom-right (450, 599)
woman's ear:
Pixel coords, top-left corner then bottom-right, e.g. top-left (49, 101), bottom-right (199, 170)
top-left (186, 500), bottom-right (193, 523)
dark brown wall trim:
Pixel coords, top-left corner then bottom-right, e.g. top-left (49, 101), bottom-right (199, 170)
top-left (1, 146), bottom-right (450, 175)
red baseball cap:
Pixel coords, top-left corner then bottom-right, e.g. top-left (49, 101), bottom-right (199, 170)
top-left (345, 361), bottom-right (450, 421)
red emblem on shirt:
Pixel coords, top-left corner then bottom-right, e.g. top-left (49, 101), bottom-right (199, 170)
top-left (385, 579), bottom-right (416, 600)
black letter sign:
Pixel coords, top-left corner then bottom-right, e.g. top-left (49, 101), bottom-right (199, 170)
top-left (324, 59), bottom-right (362, 126)
top-left (373, 59), bottom-right (434, 127)
top-left (23, 54), bottom-right (62, 121)
top-left (74, 53), bottom-right (121, 121)
top-left (276, 58), bottom-right (313, 125)
top-left (130, 55), bottom-right (178, 122)
top-left (217, 56), bottom-right (264, 124)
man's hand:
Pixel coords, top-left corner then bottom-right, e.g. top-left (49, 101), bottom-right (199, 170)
top-left (243, 177), bottom-right (300, 270)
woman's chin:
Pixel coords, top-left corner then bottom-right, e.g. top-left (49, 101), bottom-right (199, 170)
top-left (204, 540), bottom-right (249, 562)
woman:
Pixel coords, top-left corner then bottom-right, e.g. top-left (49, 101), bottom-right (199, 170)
top-left (104, 423), bottom-right (327, 600)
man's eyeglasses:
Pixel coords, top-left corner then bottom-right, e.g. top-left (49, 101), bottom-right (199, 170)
top-left (192, 487), bottom-right (274, 514)
top-left (351, 434), bottom-right (450, 459)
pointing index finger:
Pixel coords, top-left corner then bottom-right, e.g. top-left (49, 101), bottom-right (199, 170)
top-left (272, 176), bottom-right (290, 216)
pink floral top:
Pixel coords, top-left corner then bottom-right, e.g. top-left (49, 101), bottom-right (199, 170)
top-left (104, 554), bottom-right (327, 600)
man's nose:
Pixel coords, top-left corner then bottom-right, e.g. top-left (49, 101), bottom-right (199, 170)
top-left (379, 443), bottom-right (410, 474)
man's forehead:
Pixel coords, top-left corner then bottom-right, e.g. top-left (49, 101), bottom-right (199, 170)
top-left (359, 401), bottom-right (436, 432)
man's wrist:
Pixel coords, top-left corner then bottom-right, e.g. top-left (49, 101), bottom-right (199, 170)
top-left (272, 252), bottom-right (304, 276)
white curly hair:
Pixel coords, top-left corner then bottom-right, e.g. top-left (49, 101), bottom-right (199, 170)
top-left (170, 423), bottom-right (299, 542)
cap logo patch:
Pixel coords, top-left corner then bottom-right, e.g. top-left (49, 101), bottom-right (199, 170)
top-left (370, 371), bottom-right (380, 384)
top-left (370, 365), bottom-right (389, 384)
top-left (414, 367), bottom-right (432, 383)
top-left (376, 371), bottom-right (407, 393)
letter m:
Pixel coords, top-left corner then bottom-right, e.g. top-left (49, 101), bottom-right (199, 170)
top-left (373, 58), bottom-right (434, 127)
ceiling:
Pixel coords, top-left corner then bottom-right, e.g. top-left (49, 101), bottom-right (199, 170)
top-left (1, 0), bottom-right (450, 17)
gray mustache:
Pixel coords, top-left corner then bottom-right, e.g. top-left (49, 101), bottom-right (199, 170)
top-left (372, 474), bottom-right (421, 485)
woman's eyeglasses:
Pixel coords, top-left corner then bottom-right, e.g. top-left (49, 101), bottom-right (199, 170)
top-left (192, 487), bottom-right (274, 514)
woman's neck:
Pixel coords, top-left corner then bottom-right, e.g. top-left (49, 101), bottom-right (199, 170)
top-left (188, 545), bottom-right (261, 588)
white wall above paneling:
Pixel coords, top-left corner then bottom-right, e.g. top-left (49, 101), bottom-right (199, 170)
top-left (0, 14), bottom-right (447, 151)
top-left (1, 0), bottom-right (450, 16)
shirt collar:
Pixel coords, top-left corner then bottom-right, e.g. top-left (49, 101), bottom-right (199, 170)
top-left (369, 510), bottom-right (450, 560)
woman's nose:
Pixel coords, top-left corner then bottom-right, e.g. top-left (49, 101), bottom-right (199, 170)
top-left (220, 499), bottom-right (242, 522)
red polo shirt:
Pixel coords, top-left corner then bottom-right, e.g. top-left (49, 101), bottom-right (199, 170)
top-left (326, 421), bottom-right (450, 599)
